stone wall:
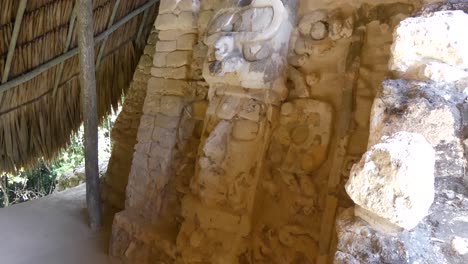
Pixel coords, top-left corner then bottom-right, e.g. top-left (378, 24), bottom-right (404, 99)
top-left (110, 0), bottom-right (206, 262)
top-left (102, 27), bottom-right (158, 209)
top-left (107, 0), bottom-right (468, 263)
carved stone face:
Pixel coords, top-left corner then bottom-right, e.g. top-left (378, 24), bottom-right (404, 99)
top-left (203, 0), bottom-right (291, 89)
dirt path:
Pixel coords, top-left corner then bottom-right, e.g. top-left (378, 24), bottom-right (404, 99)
top-left (0, 184), bottom-right (115, 264)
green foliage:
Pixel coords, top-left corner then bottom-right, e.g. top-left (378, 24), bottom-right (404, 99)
top-left (0, 112), bottom-right (117, 208)
top-left (0, 129), bottom-right (85, 207)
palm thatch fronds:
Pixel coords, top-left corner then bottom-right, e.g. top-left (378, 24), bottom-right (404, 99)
top-left (0, 0), bottom-right (159, 172)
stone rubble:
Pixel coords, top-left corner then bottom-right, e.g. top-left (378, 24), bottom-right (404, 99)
top-left (336, 4), bottom-right (468, 264)
top-left (346, 131), bottom-right (435, 231)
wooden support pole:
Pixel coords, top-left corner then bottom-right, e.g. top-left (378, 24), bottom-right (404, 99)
top-left (77, 0), bottom-right (102, 230)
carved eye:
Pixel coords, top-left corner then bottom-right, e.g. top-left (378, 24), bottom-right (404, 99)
top-left (237, 0), bottom-right (253, 7)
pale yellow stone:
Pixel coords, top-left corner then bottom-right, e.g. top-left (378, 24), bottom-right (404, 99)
top-left (151, 66), bottom-right (189, 79)
top-left (232, 120), bottom-right (259, 141)
top-left (192, 101), bottom-right (208, 120)
top-left (156, 95), bottom-right (185, 117)
top-left (177, 34), bottom-right (197, 50)
top-left (156, 41), bottom-right (177, 52)
top-left (153, 52), bottom-right (168, 67)
top-left (159, 29), bottom-right (197, 41)
top-left (166, 51), bottom-right (192, 67)
top-left (148, 78), bottom-right (190, 96)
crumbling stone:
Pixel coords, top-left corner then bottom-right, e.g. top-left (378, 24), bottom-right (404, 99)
top-left (390, 11), bottom-right (468, 82)
top-left (370, 79), bottom-right (466, 178)
top-left (346, 132), bottom-right (435, 231)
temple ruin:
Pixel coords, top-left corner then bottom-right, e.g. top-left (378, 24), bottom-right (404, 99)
top-left (1, 0), bottom-right (468, 263)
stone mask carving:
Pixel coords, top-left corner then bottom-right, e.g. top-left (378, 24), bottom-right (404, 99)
top-left (203, 0), bottom-right (290, 89)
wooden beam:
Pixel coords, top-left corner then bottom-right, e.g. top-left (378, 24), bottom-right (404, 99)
top-left (2, 0), bottom-right (28, 83)
top-left (53, 2), bottom-right (78, 96)
top-left (95, 0), bottom-right (122, 68)
top-left (0, 0), bottom-right (159, 94)
top-left (77, 0), bottom-right (102, 230)
top-left (136, 8), bottom-right (150, 42)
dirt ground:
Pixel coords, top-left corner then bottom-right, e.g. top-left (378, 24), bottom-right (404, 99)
top-left (0, 184), bottom-right (117, 264)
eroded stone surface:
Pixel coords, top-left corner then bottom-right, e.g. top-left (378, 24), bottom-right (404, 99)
top-left (346, 132), bottom-right (435, 231)
top-left (334, 6), bottom-right (468, 264)
top-left (369, 80), bottom-right (466, 178)
top-left (389, 10), bottom-right (468, 81)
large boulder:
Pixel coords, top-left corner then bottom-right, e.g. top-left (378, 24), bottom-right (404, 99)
top-left (389, 11), bottom-right (468, 82)
top-left (346, 132), bottom-right (435, 231)
top-left (370, 79), bottom-right (465, 178)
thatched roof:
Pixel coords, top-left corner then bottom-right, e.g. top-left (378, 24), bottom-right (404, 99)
top-left (0, 0), bottom-right (159, 172)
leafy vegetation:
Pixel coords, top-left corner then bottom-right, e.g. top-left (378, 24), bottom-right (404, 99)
top-left (0, 113), bottom-right (118, 208)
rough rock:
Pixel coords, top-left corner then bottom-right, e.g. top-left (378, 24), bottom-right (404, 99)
top-left (336, 177), bottom-right (468, 264)
top-left (370, 79), bottom-right (466, 178)
top-left (346, 132), bottom-right (435, 231)
top-left (335, 208), bottom-right (445, 264)
top-left (452, 237), bottom-right (468, 255)
top-left (389, 11), bottom-right (468, 81)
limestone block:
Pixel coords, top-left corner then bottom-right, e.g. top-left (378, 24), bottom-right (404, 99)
top-left (390, 11), bottom-right (468, 80)
top-left (159, 29), bottom-right (197, 41)
top-left (136, 124), bottom-right (153, 143)
top-left (155, 12), bottom-right (197, 31)
top-left (138, 115), bottom-right (155, 132)
top-left (177, 0), bottom-right (195, 12)
top-left (155, 113), bottom-right (181, 130)
top-left (151, 66), bottom-right (189, 79)
top-left (147, 78), bottom-right (190, 97)
top-left (153, 52), bottom-right (168, 67)
top-left (346, 132), bottom-right (435, 231)
top-left (142, 93), bottom-right (161, 116)
top-left (370, 80), bottom-right (465, 178)
top-left (158, 0), bottom-right (178, 14)
top-left (166, 51), bottom-right (192, 67)
top-left (159, 0), bottom-right (195, 14)
top-left (156, 41), bottom-right (177, 52)
top-left (177, 34), bottom-right (197, 50)
top-left (152, 127), bottom-right (177, 149)
top-left (159, 95), bottom-right (185, 117)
